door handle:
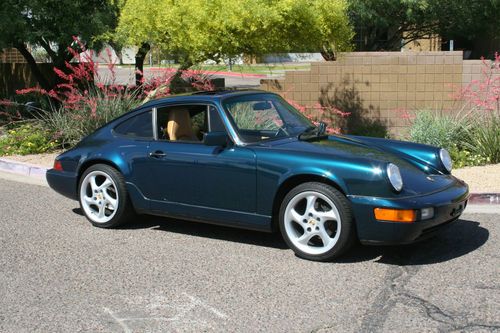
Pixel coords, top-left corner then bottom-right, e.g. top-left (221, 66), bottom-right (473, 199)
top-left (149, 150), bottom-right (166, 158)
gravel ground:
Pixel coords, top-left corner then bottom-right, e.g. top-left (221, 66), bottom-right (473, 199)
top-left (1, 152), bottom-right (499, 193)
top-left (452, 163), bottom-right (500, 193)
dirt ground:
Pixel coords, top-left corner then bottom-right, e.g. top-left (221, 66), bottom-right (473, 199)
top-left (452, 163), bottom-right (500, 193)
top-left (1, 152), bottom-right (499, 193)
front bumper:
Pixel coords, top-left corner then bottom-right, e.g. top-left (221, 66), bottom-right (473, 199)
top-left (348, 180), bottom-right (469, 245)
top-left (46, 169), bottom-right (78, 200)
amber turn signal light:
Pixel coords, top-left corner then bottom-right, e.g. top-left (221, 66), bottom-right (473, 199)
top-left (374, 208), bottom-right (416, 223)
top-left (53, 160), bottom-right (63, 171)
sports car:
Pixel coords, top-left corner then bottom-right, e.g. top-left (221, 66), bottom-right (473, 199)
top-left (46, 90), bottom-right (469, 261)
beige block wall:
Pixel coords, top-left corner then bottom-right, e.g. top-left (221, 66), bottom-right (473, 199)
top-left (260, 51), bottom-right (492, 137)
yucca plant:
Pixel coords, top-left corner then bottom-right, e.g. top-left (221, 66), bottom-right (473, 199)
top-left (464, 114), bottom-right (500, 164)
top-left (408, 110), bottom-right (469, 150)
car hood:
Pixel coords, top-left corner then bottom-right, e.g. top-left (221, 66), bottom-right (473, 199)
top-left (264, 136), bottom-right (459, 196)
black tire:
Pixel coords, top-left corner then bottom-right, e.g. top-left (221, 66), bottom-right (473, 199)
top-left (278, 182), bottom-right (355, 261)
top-left (78, 164), bottom-right (136, 228)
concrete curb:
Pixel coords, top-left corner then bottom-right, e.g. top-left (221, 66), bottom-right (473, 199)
top-left (468, 193), bottom-right (500, 205)
top-left (0, 157), bottom-right (499, 205)
top-left (0, 157), bottom-right (48, 178)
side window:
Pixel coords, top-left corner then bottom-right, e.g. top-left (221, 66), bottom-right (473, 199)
top-left (156, 105), bottom-right (226, 142)
top-left (114, 111), bottom-right (153, 139)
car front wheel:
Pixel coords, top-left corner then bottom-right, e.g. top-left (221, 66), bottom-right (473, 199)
top-left (279, 182), bottom-right (355, 261)
top-left (78, 164), bottom-right (135, 228)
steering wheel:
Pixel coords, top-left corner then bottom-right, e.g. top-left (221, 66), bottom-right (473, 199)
top-left (275, 125), bottom-right (288, 137)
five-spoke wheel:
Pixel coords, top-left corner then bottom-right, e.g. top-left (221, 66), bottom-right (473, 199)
top-left (279, 182), bottom-right (355, 261)
top-left (79, 164), bottom-right (135, 228)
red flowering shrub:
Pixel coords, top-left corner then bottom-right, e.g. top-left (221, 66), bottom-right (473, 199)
top-left (453, 52), bottom-right (500, 115)
top-left (285, 98), bottom-right (350, 135)
top-left (13, 37), bottom-right (214, 147)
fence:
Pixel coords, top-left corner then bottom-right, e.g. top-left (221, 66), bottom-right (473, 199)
top-left (0, 63), bottom-right (54, 98)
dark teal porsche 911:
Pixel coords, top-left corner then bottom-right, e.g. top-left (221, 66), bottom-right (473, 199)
top-left (46, 90), bottom-right (469, 261)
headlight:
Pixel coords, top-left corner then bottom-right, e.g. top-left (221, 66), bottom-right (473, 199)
top-left (439, 148), bottom-right (452, 172)
top-left (387, 163), bottom-right (403, 192)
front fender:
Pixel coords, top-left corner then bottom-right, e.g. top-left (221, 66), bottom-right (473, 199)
top-left (347, 135), bottom-right (446, 174)
top-left (277, 167), bottom-right (348, 194)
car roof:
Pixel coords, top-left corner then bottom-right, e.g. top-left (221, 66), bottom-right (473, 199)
top-left (141, 89), bottom-right (274, 109)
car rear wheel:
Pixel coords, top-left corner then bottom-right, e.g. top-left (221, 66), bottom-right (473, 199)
top-left (279, 182), bottom-right (355, 261)
top-left (78, 164), bottom-right (135, 228)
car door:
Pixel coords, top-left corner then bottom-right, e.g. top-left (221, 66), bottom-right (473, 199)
top-left (145, 104), bottom-right (257, 218)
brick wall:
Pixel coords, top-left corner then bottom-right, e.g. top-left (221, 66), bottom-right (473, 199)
top-left (260, 51), bottom-right (492, 137)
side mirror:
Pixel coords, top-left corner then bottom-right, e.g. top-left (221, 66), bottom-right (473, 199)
top-left (203, 131), bottom-right (229, 147)
top-left (318, 121), bottom-right (327, 136)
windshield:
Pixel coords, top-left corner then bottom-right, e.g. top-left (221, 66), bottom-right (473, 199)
top-left (222, 93), bottom-right (314, 143)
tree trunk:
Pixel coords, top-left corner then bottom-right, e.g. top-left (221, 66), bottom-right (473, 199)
top-left (109, 41), bottom-right (124, 65)
top-left (14, 43), bottom-right (52, 91)
top-left (135, 42), bottom-right (150, 86)
top-left (170, 62), bottom-right (194, 94)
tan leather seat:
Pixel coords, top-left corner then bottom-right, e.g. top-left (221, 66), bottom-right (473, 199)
top-left (166, 108), bottom-right (197, 141)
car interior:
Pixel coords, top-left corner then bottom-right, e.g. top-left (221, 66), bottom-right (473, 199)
top-left (156, 105), bottom-right (227, 142)
top-left (157, 105), bottom-right (206, 141)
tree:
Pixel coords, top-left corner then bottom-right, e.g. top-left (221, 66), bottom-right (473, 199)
top-left (348, 0), bottom-right (435, 51)
top-left (428, 0), bottom-right (499, 58)
top-left (0, 0), bottom-right (118, 91)
top-left (349, 0), bottom-right (500, 57)
top-left (117, 0), bottom-right (354, 83)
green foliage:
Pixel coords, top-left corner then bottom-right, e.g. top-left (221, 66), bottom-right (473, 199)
top-left (349, 0), bottom-right (433, 50)
top-left (0, 123), bottom-right (57, 156)
top-left (463, 114), bottom-right (500, 164)
top-left (0, 0), bottom-right (118, 89)
top-left (449, 148), bottom-right (489, 169)
top-left (40, 87), bottom-right (141, 147)
top-left (408, 110), bottom-right (500, 167)
top-left (117, 0), bottom-right (353, 67)
top-left (0, 0), bottom-right (116, 51)
top-left (428, 0), bottom-right (499, 43)
top-left (349, 0), bottom-right (500, 53)
top-left (408, 110), bottom-right (466, 149)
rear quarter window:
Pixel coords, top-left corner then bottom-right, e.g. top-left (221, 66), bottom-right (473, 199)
top-left (114, 111), bottom-right (153, 139)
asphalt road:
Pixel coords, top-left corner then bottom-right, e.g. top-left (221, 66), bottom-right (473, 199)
top-left (0, 177), bottom-right (499, 332)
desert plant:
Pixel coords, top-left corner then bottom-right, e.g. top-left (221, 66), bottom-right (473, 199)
top-left (463, 114), bottom-right (500, 164)
top-left (408, 110), bottom-right (468, 149)
top-left (453, 52), bottom-right (500, 116)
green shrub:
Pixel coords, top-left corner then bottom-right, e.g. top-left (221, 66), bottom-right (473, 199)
top-left (463, 114), bottom-right (500, 164)
top-left (408, 110), bottom-right (468, 150)
top-left (449, 147), bottom-right (489, 168)
top-left (39, 87), bottom-right (141, 147)
top-left (408, 110), bottom-right (500, 168)
top-left (0, 122), bottom-right (58, 156)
